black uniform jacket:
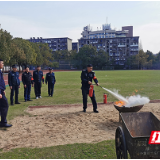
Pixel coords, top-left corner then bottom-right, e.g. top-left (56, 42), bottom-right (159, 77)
top-left (0, 70), bottom-right (6, 94)
top-left (81, 69), bottom-right (98, 89)
top-left (8, 71), bottom-right (20, 86)
top-left (22, 72), bottom-right (34, 85)
top-left (33, 70), bottom-right (44, 83)
top-left (45, 72), bottom-right (56, 84)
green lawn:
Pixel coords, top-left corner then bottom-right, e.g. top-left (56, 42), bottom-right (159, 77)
top-left (1, 70), bottom-right (160, 158)
top-left (5, 70), bottom-right (160, 121)
top-left (0, 140), bottom-right (116, 159)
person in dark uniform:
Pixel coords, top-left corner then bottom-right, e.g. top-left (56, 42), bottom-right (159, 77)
top-left (22, 66), bottom-right (34, 102)
top-left (33, 66), bottom-right (44, 99)
top-left (81, 64), bottom-right (99, 113)
top-left (45, 68), bottom-right (56, 97)
top-left (8, 65), bottom-right (21, 105)
top-left (0, 59), bottom-right (12, 127)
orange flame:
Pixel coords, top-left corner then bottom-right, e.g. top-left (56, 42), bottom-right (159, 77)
top-left (114, 101), bottom-right (125, 107)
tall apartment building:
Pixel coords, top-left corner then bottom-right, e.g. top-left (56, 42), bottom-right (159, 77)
top-left (28, 37), bottom-right (72, 52)
top-left (78, 24), bottom-right (139, 65)
top-left (72, 42), bottom-right (79, 52)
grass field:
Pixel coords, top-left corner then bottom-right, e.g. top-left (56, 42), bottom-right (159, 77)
top-left (0, 140), bottom-right (116, 159)
top-left (1, 70), bottom-right (160, 158)
top-left (5, 70), bottom-right (160, 121)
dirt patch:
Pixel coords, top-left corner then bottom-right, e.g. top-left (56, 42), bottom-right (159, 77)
top-left (0, 102), bottom-right (160, 151)
top-left (28, 102), bottom-right (114, 110)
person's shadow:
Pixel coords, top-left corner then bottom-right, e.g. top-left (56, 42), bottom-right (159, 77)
top-left (0, 128), bottom-right (8, 131)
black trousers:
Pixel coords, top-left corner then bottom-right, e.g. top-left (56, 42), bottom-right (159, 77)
top-left (82, 88), bottom-right (97, 111)
top-left (48, 83), bottom-right (54, 96)
top-left (10, 85), bottom-right (19, 104)
top-left (34, 82), bottom-right (41, 97)
top-left (0, 92), bottom-right (9, 124)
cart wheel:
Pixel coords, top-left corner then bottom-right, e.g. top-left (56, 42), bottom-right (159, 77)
top-left (115, 126), bottom-right (128, 159)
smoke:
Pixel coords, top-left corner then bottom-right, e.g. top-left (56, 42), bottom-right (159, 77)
top-left (102, 87), bottom-right (150, 107)
top-left (102, 87), bottom-right (128, 103)
top-left (125, 95), bottom-right (150, 107)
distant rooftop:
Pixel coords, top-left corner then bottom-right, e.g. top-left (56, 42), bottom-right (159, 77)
top-left (29, 37), bottom-right (72, 40)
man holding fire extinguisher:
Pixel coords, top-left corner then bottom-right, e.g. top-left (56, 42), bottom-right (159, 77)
top-left (81, 64), bottom-right (99, 113)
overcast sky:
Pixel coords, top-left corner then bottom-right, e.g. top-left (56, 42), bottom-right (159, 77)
top-left (0, 1), bottom-right (160, 54)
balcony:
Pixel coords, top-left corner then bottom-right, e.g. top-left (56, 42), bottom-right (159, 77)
top-left (130, 44), bottom-right (138, 47)
top-left (130, 49), bottom-right (138, 51)
top-left (118, 44), bottom-right (126, 47)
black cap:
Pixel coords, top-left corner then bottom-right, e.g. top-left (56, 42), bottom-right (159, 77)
top-left (25, 65), bottom-right (29, 69)
top-left (0, 59), bottom-right (3, 62)
top-left (37, 65), bottom-right (40, 68)
top-left (87, 64), bottom-right (93, 67)
top-left (48, 67), bottom-right (52, 70)
top-left (12, 64), bottom-right (17, 68)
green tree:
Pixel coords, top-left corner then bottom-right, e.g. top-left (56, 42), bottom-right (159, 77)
top-left (52, 51), bottom-right (62, 60)
top-left (126, 55), bottom-right (138, 69)
top-left (9, 39), bottom-right (26, 71)
top-left (92, 49), bottom-right (109, 69)
top-left (49, 62), bottom-right (59, 68)
top-left (12, 38), bottom-right (37, 66)
top-left (30, 42), bottom-right (43, 66)
top-left (76, 45), bottom-right (97, 69)
top-left (136, 49), bottom-right (149, 69)
top-left (0, 29), bottom-right (13, 63)
top-left (39, 43), bottom-right (53, 67)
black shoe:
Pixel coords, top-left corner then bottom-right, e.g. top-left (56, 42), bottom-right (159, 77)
top-left (28, 100), bottom-right (32, 101)
top-left (11, 103), bottom-right (14, 106)
top-left (83, 109), bottom-right (86, 112)
top-left (15, 102), bottom-right (21, 104)
top-left (93, 110), bottom-right (99, 113)
top-left (25, 100), bottom-right (27, 102)
top-left (0, 123), bottom-right (12, 128)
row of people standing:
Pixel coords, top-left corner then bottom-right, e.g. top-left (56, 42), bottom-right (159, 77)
top-left (8, 65), bottom-right (56, 105)
top-left (0, 59), bottom-right (56, 128)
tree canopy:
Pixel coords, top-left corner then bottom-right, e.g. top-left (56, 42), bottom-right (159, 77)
top-left (0, 29), bottom-right (54, 70)
top-left (0, 28), bottom-right (160, 70)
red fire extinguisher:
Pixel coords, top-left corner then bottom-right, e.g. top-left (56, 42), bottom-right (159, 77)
top-left (103, 93), bottom-right (107, 104)
top-left (89, 85), bottom-right (94, 97)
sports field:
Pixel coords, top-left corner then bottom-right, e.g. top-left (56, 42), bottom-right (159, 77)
top-left (0, 70), bottom-right (160, 158)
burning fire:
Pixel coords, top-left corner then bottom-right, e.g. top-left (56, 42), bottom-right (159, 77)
top-left (114, 101), bottom-right (126, 107)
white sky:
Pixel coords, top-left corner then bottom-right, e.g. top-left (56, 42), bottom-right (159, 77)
top-left (0, 1), bottom-right (160, 54)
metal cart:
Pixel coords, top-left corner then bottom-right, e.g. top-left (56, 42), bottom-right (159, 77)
top-left (115, 112), bottom-right (160, 159)
top-left (114, 104), bottom-right (143, 122)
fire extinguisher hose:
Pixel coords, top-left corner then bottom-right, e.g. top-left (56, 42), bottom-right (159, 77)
top-left (92, 84), bottom-right (109, 96)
